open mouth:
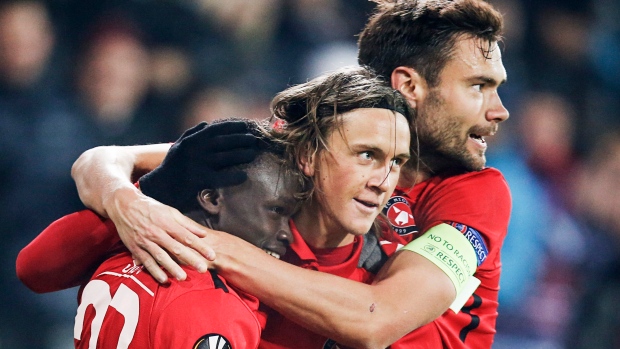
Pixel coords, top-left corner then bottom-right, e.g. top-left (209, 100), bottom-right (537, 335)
top-left (469, 133), bottom-right (486, 144)
top-left (263, 249), bottom-right (281, 259)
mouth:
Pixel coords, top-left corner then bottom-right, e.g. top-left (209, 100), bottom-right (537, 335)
top-left (263, 249), bottom-right (281, 259)
top-left (469, 125), bottom-right (498, 146)
top-left (469, 133), bottom-right (486, 145)
top-left (354, 198), bottom-right (380, 211)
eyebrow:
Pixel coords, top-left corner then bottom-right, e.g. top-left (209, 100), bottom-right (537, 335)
top-left (470, 75), bottom-right (507, 87)
top-left (359, 144), bottom-right (411, 160)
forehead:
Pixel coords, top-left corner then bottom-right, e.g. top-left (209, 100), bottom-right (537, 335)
top-left (335, 108), bottom-right (410, 150)
top-left (236, 160), bottom-right (299, 201)
top-left (441, 37), bottom-right (506, 82)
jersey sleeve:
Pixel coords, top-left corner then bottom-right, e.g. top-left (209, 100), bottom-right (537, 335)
top-left (16, 209), bottom-right (121, 293)
top-left (417, 168), bottom-right (512, 270)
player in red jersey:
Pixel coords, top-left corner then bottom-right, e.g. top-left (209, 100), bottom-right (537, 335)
top-left (63, 1), bottom-right (510, 348)
top-left (380, 169), bottom-right (510, 348)
top-left (18, 119), bottom-right (304, 348)
top-left (17, 66), bottom-right (414, 348)
top-left (40, 1), bottom-right (511, 348)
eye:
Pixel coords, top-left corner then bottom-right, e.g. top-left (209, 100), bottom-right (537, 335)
top-left (390, 156), bottom-right (409, 169)
top-left (270, 206), bottom-right (286, 215)
top-left (359, 151), bottom-right (373, 161)
top-left (472, 84), bottom-right (483, 92)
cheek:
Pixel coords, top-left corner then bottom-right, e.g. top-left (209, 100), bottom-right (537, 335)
top-left (237, 217), bottom-right (271, 244)
top-left (384, 172), bottom-right (400, 199)
top-left (443, 87), bottom-right (481, 118)
top-left (316, 157), bottom-right (352, 189)
top-left (458, 93), bottom-right (485, 124)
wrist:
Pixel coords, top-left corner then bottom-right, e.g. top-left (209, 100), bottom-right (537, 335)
top-left (209, 233), bottom-right (251, 272)
top-left (101, 185), bottom-right (142, 219)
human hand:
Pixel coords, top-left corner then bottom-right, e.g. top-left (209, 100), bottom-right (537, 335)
top-left (104, 187), bottom-right (216, 283)
top-left (107, 120), bottom-right (261, 282)
top-left (103, 121), bottom-right (258, 282)
top-left (138, 120), bottom-right (259, 198)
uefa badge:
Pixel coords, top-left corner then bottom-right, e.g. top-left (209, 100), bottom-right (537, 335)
top-left (193, 334), bottom-right (232, 349)
top-left (383, 196), bottom-right (417, 236)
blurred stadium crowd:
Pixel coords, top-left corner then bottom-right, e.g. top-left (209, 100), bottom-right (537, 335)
top-left (0, 0), bottom-right (619, 348)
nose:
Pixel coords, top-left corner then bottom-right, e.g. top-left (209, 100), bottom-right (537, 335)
top-left (276, 227), bottom-right (294, 245)
top-left (368, 163), bottom-right (393, 193)
top-left (487, 91), bottom-right (509, 123)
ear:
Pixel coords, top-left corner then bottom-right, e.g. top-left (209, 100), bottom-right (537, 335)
top-left (390, 66), bottom-right (428, 109)
top-left (299, 150), bottom-right (316, 177)
top-left (198, 189), bottom-right (222, 215)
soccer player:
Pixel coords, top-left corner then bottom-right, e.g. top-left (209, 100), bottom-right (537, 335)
top-left (65, 1), bottom-right (510, 348)
top-left (34, 1), bottom-right (512, 348)
top-left (19, 119), bottom-right (302, 348)
top-left (17, 66), bottom-right (414, 348)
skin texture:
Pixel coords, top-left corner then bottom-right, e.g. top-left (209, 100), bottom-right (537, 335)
top-left (397, 38), bottom-right (508, 182)
top-left (204, 38), bottom-right (509, 348)
top-left (295, 108), bottom-right (410, 248)
top-left (199, 157), bottom-right (300, 258)
top-left (71, 143), bottom-right (215, 281)
top-left (69, 37), bottom-right (510, 348)
top-left (17, 150), bottom-right (301, 293)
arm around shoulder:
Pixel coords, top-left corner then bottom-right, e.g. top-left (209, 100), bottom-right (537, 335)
top-left (212, 233), bottom-right (456, 349)
top-left (71, 144), bottom-right (170, 217)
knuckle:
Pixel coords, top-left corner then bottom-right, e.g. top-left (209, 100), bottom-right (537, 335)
top-left (184, 235), bottom-right (195, 246)
top-left (170, 244), bottom-right (184, 257)
top-left (151, 250), bottom-right (168, 264)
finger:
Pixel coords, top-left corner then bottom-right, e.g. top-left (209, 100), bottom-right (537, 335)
top-left (141, 210), bottom-right (212, 271)
top-left (168, 213), bottom-right (216, 263)
top-left (169, 212), bottom-right (211, 238)
top-left (176, 122), bottom-right (208, 141)
top-left (203, 119), bottom-right (252, 136)
top-left (142, 240), bottom-right (188, 281)
top-left (176, 220), bottom-right (217, 261)
top-left (207, 133), bottom-right (258, 152)
top-left (163, 233), bottom-right (210, 273)
top-left (209, 149), bottom-right (258, 170)
top-left (131, 248), bottom-right (170, 283)
top-left (140, 218), bottom-right (209, 271)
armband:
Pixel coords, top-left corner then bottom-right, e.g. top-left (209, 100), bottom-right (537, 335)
top-left (402, 223), bottom-right (477, 295)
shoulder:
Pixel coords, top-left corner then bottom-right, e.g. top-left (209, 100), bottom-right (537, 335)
top-left (414, 168), bottom-right (512, 262)
top-left (435, 167), bottom-right (509, 194)
top-left (423, 167), bottom-right (511, 216)
top-left (152, 271), bottom-right (262, 348)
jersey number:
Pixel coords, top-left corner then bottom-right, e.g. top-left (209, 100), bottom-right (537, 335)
top-left (459, 293), bottom-right (482, 342)
top-left (74, 280), bottom-right (140, 348)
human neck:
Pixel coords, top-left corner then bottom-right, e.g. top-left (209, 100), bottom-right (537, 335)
top-left (184, 210), bottom-right (210, 229)
top-left (397, 162), bottom-right (432, 187)
top-left (293, 200), bottom-right (355, 249)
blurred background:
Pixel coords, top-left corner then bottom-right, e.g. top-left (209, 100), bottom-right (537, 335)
top-left (0, 0), bottom-right (619, 348)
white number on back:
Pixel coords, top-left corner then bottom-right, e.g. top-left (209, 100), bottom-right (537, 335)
top-left (74, 280), bottom-right (140, 349)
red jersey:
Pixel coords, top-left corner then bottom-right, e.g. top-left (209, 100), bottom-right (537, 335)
top-left (75, 251), bottom-right (263, 349)
top-left (259, 220), bottom-right (375, 349)
top-left (381, 168), bottom-right (511, 348)
top-left (20, 211), bottom-right (265, 349)
top-left (18, 166), bottom-right (510, 349)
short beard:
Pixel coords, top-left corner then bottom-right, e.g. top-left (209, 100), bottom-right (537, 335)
top-left (417, 136), bottom-right (476, 175)
top-left (413, 91), bottom-right (484, 175)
